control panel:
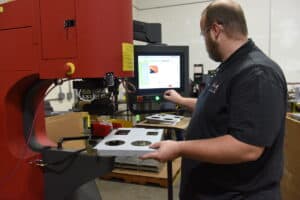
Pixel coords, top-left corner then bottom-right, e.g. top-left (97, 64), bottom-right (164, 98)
top-left (127, 93), bottom-right (176, 114)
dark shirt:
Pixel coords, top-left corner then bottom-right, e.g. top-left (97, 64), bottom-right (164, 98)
top-left (180, 39), bottom-right (287, 200)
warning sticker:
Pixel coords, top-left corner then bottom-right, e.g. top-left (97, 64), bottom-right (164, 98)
top-left (122, 43), bottom-right (134, 72)
top-left (0, 0), bottom-right (15, 5)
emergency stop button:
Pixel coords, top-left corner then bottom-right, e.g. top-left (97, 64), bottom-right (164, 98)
top-left (65, 62), bottom-right (76, 76)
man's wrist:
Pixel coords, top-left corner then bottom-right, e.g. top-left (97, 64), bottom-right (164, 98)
top-left (176, 141), bottom-right (185, 157)
top-left (177, 97), bottom-right (185, 106)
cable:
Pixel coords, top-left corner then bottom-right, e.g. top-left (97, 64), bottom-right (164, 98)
top-left (121, 79), bottom-right (136, 94)
top-left (77, 89), bottom-right (96, 102)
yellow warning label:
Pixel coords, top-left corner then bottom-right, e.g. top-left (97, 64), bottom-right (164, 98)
top-left (0, 0), bottom-right (15, 6)
top-left (0, 6), bottom-right (3, 13)
top-left (122, 43), bottom-right (134, 72)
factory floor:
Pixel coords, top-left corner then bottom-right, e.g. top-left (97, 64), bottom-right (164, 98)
top-left (96, 175), bottom-right (181, 200)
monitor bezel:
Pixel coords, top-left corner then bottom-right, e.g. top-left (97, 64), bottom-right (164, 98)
top-left (134, 45), bottom-right (189, 95)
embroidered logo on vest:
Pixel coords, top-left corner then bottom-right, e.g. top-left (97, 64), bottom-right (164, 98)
top-left (208, 81), bottom-right (220, 94)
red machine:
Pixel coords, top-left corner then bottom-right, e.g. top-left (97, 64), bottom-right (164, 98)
top-left (0, 0), bottom-right (133, 199)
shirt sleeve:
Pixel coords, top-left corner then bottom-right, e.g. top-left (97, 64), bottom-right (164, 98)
top-left (228, 66), bottom-right (286, 147)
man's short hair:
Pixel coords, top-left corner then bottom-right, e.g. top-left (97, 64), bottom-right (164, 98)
top-left (203, 1), bottom-right (248, 39)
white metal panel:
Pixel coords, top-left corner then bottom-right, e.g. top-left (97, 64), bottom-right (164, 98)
top-left (95, 128), bottom-right (163, 157)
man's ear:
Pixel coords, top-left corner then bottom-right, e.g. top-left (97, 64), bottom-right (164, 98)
top-left (214, 23), bottom-right (224, 40)
top-left (209, 23), bottom-right (218, 40)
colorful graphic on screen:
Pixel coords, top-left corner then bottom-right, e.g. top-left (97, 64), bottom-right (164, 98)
top-left (149, 65), bottom-right (159, 74)
top-left (138, 55), bottom-right (181, 89)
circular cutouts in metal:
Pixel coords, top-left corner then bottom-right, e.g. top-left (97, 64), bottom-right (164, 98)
top-left (147, 131), bottom-right (158, 136)
top-left (131, 140), bottom-right (152, 146)
top-left (115, 130), bottom-right (130, 135)
top-left (151, 116), bottom-right (160, 119)
top-left (105, 140), bottom-right (125, 146)
top-left (164, 118), bottom-right (173, 120)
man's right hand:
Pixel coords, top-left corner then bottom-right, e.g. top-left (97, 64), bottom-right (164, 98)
top-left (164, 89), bottom-right (197, 111)
top-left (163, 89), bottom-right (183, 104)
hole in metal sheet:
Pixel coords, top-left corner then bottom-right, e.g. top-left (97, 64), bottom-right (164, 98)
top-left (164, 118), bottom-right (173, 120)
top-left (131, 140), bottom-right (151, 146)
top-left (105, 140), bottom-right (125, 146)
top-left (115, 130), bottom-right (130, 135)
top-left (147, 131), bottom-right (158, 136)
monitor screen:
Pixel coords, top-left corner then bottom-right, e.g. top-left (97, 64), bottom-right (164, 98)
top-left (138, 55), bottom-right (181, 90)
top-left (134, 45), bottom-right (189, 95)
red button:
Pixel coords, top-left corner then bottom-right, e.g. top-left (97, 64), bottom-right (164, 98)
top-left (137, 96), bottom-right (143, 103)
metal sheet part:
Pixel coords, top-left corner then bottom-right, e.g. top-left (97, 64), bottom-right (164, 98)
top-left (94, 128), bottom-right (163, 157)
top-left (145, 114), bottom-right (183, 124)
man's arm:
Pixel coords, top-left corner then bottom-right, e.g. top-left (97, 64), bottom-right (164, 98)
top-left (164, 89), bottom-right (197, 111)
top-left (140, 134), bottom-right (264, 164)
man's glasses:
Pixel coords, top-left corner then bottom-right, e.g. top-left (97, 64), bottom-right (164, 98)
top-left (200, 26), bottom-right (211, 37)
top-left (200, 22), bottom-right (224, 37)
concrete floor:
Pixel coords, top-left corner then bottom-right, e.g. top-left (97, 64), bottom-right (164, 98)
top-left (96, 176), bottom-right (181, 200)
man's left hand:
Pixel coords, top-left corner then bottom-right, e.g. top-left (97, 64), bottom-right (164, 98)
top-left (139, 140), bottom-right (181, 162)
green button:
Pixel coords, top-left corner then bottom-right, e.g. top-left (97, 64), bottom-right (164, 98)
top-left (155, 96), bottom-right (160, 101)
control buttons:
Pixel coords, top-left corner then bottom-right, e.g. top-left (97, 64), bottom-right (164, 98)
top-left (154, 96), bottom-right (160, 101)
top-left (135, 95), bottom-right (162, 103)
top-left (136, 96), bottom-right (143, 103)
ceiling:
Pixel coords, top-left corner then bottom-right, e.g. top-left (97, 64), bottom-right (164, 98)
top-left (133, 0), bottom-right (212, 10)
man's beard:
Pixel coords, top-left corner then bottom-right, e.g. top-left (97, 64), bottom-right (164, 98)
top-left (206, 34), bottom-right (222, 62)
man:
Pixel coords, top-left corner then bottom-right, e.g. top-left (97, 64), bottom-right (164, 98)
top-left (141, 0), bottom-right (287, 199)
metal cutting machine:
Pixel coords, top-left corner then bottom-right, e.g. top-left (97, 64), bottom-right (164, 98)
top-left (0, 0), bottom-right (133, 199)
